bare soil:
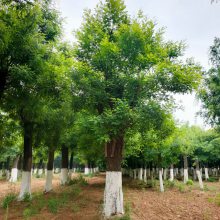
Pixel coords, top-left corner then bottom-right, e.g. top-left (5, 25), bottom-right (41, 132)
top-left (0, 174), bottom-right (220, 220)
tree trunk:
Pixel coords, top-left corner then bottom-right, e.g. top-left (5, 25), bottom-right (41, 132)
top-left (18, 122), bottom-right (33, 200)
top-left (159, 167), bottom-right (164, 192)
top-left (143, 168), bottom-right (147, 182)
top-left (196, 159), bottom-right (203, 189)
top-left (61, 145), bottom-right (69, 185)
top-left (44, 149), bottom-right (54, 192)
top-left (10, 155), bottom-right (20, 182)
top-left (84, 162), bottom-right (89, 175)
top-left (163, 168), bottom-right (167, 180)
top-left (170, 164), bottom-right (174, 181)
top-left (37, 158), bottom-right (43, 177)
top-left (205, 166), bottom-right (209, 180)
top-left (183, 155), bottom-right (188, 183)
top-left (103, 137), bottom-right (124, 217)
top-left (138, 168), bottom-right (143, 180)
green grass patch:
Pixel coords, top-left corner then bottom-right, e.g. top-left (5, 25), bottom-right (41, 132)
top-left (1, 193), bottom-right (16, 209)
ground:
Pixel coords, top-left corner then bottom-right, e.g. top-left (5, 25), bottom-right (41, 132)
top-left (0, 173), bottom-right (220, 220)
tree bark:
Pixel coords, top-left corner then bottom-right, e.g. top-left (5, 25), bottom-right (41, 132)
top-left (196, 159), bottom-right (204, 189)
top-left (104, 137), bottom-right (124, 217)
top-left (18, 122), bottom-right (33, 200)
top-left (170, 164), bottom-right (174, 181)
top-left (61, 145), bottom-right (69, 185)
top-left (45, 149), bottom-right (54, 192)
top-left (183, 155), bottom-right (188, 183)
top-left (9, 155), bottom-right (20, 182)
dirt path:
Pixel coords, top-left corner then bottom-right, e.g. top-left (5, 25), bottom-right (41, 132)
top-left (0, 174), bottom-right (220, 219)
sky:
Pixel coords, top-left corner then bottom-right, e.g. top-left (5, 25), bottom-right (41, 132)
top-left (56, 0), bottom-right (220, 128)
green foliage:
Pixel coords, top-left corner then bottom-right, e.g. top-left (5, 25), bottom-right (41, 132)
top-left (23, 193), bottom-right (32, 202)
top-left (23, 207), bottom-right (38, 219)
top-left (186, 179), bottom-right (194, 185)
top-left (207, 177), bottom-right (219, 182)
top-left (68, 175), bottom-right (88, 187)
top-left (48, 199), bottom-right (59, 214)
top-left (1, 193), bottom-right (16, 209)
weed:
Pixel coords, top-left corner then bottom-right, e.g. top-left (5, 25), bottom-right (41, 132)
top-left (68, 175), bottom-right (88, 186)
top-left (48, 199), bottom-right (59, 214)
top-left (164, 180), bottom-right (175, 188)
top-left (23, 207), bottom-right (38, 219)
top-left (23, 193), bottom-right (32, 202)
top-left (186, 179), bottom-right (194, 185)
top-left (1, 193), bottom-right (16, 209)
top-left (71, 186), bottom-right (82, 197)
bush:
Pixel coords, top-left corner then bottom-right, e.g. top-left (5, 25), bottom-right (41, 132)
top-left (1, 193), bottom-right (16, 209)
top-left (186, 179), bottom-right (194, 185)
top-left (207, 177), bottom-right (219, 182)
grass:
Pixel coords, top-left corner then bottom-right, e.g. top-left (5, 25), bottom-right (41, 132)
top-left (68, 174), bottom-right (88, 187)
top-left (1, 193), bottom-right (16, 209)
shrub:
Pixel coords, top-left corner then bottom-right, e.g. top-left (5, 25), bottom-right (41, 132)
top-left (186, 179), bottom-right (194, 185)
top-left (207, 177), bottom-right (219, 182)
top-left (1, 193), bottom-right (16, 209)
top-left (23, 207), bottom-right (38, 219)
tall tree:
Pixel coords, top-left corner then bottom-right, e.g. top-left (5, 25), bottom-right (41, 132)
top-left (74, 0), bottom-right (202, 217)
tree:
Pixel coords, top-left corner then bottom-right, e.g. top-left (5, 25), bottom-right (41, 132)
top-left (0, 0), bottom-right (63, 199)
top-left (74, 0), bottom-right (202, 217)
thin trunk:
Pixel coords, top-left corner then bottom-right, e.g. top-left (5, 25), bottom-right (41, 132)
top-left (9, 155), bottom-right (20, 182)
top-left (103, 137), bottom-right (124, 217)
top-left (61, 145), bottom-right (69, 185)
top-left (183, 155), bottom-right (188, 183)
top-left (138, 168), bottom-right (143, 180)
top-left (170, 164), bottom-right (174, 181)
top-left (196, 159), bottom-right (204, 190)
top-left (159, 168), bottom-right (164, 192)
top-left (205, 167), bottom-right (209, 180)
top-left (18, 122), bottom-right (33, 200)
top-left (44, 149), bottom-right (54, 192)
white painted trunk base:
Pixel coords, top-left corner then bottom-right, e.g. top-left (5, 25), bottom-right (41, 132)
top-left (159, 170), bottom-right (164, 192)
top-left (138, 168), bottom-right (143, 180)
top-left (45, 170), bottom-right (53, 192)
top-left (10, 168), bottom-right (18, 182)
top-left (38, 168), bottom-right (43, 176)
top-left (103, 171), bottom-right (124, 217)
top-left (143, 169), bottom-right (147, 182)
top-left (170, 168), bottom-right (174, 181)
top-left (0, 169), bottom-right (2, 178)
top-left (196, 170), bottom-right (204, 189)
top-left (18, 171), bottom-right (31, 200)
top-left (84, 167), bottom-right (89, 175)
top-left (184, 169), bottom-right (188, 183)
top-left (205, 168), bottom-right (209, 180)
top-left (163, 168), bottom-right (167, 180)
top-left (60, 168), bottom-right (68, 185)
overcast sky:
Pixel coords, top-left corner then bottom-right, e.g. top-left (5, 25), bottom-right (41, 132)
top-left (57, 0), bottom-right (220, 128)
